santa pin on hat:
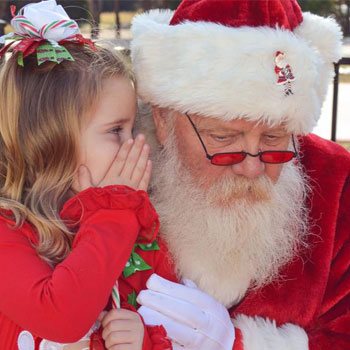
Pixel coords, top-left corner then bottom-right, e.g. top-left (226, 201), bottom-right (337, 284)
top-left (131, 0), bottom-right (343, 134)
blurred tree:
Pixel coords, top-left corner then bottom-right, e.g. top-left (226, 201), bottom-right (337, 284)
top-left (299, 0), bottom-right (336, 15)
top-left (136, 0), bottom-right (180, 11)
top-left (102, 0), bottom-right (136, 12)
top-left (337, 0), bottom-right (350, 36)
top-left (3, 1), bottom-right (91, 24)
top-left (299, 0), bottom-right (349, 36)
top-left (58, 0), bottom-right (91, 24)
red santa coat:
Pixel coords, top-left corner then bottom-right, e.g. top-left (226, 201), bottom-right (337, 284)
top-left (225, 134), bottom-right (350, 350)
top-left (0, 185), bottom-right (175, 350)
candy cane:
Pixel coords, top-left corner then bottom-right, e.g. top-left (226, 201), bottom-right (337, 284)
top-left (111, 281), bottom-right (120, 309)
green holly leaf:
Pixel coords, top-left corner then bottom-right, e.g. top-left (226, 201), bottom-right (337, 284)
top-left (137, 240), bottom-right (160, 251)
top-left (127, 290), bottom-right (138, 308)
top-left (123, 257), bottom-right (136, 278)
top-left (123, 251), bottom-right (152, 278)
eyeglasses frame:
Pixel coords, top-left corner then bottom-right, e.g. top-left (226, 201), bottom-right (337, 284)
top-left (185, 112), bottom-right (298, 166)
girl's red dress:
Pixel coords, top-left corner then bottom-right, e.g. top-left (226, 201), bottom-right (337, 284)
top-left (0, 185), bottom-right (176, 349)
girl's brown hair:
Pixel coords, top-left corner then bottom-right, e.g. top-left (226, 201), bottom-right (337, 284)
top-left (0, 43), bottom-right (134, 266)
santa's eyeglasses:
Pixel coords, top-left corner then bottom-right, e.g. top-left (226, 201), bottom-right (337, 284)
top-left (185, 113), bottom-right (298, 166)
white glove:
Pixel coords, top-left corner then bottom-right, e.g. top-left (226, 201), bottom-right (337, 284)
top-left (137, 274), bottom-right (235, 350)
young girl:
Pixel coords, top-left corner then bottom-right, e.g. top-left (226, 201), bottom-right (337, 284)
top-left (0, 1), bottom-right (175, 349)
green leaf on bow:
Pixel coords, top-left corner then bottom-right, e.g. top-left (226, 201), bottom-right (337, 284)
top-left (123, 251), bottom-right (152, 278)
top-left (55, 45), bottom-right (74, 63)
top-left (36, 43), bottom-right (74, 66)
top-left (127, 290), bottom-right (138, 308)
top-left (137, 240), bottom-right (160, 251)
top-left (37, 43), bottom-right (57, 65)
top-left (17, 52), bottom-right (24, 67)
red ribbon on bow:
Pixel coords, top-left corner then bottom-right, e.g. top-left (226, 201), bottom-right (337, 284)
top-left (0, 34), bottom-right (97, 63)
top-left (10, 5), bottom-right (16, 18)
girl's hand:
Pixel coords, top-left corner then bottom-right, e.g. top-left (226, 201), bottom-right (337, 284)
top-left (63, 341), bottom-right (89, 350)
top-left (101, 309), bottom-right (144, 350)
top-left (76, 134), bottom-right (152, 192)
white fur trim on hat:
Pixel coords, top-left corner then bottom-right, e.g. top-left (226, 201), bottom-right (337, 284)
top-left (233, 314), bottom-right (309, 350)
top-left (131, 10), bottom-right (342, 134)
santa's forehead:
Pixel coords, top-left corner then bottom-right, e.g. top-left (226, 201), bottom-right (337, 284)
top-left (180, 113), bottom-right (289, 134)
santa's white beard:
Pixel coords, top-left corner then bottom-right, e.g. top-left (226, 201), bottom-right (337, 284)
top-left (150, 131), bottom-right (309, 308)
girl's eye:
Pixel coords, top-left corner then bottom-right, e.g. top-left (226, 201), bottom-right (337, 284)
top-left (109, 126), bottom-right (123, 135)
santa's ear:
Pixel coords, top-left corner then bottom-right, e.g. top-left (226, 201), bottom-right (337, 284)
top-left (152, 106), bottom-right (169, 146)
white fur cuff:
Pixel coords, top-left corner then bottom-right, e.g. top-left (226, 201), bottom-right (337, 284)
top-left (233, 314), bottom-right (308, 350)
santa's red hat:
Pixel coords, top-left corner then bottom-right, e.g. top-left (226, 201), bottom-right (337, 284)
top-left (131, 0), bottom-right (342, 134)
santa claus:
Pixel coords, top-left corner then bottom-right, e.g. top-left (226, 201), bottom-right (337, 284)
top-left (131, 0), bottom-right (350, 349)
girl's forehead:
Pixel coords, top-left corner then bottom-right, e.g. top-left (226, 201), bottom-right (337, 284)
top-left (87, 77), bottom-right (136, 127)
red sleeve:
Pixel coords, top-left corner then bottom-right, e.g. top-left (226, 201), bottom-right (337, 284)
top-left (307, 175), bottom-right (350, 350)
top-left (0, 185), bottom-right (159, 343)
top-left (232, 178), bottom-right (350, 350)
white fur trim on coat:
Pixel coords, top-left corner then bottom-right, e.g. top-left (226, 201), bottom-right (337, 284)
top-left (131, 10), bottom-right (342, 134)
top-left (233, 314), bottom-right (308, 350)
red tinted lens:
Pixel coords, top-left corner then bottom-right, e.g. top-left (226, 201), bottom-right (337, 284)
top-left (260, 151), bottom-right (295, 164)
top-left (211, 152), bottom-right (246, 165)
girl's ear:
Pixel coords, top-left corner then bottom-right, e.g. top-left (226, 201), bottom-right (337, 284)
top-left (152, 107), bottom-right (169, 146)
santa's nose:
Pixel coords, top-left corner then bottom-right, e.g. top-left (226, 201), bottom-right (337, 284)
top-left (231, 154), bottom-right (265, 179)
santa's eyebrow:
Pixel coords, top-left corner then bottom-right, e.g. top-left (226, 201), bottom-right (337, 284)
top-left (198, 125), bottom-right (240, 132)
top-left (195, 120), bottom-right (241, 133)
top-left (198, 128), bottom-right (242, 136)
top-left (263, 128), bottom-right (288, 135)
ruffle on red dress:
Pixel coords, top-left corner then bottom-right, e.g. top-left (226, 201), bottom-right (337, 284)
top-left (145, 325), bottom-right (172, 350)
top-left (60, 185), bottom-right (159, 243)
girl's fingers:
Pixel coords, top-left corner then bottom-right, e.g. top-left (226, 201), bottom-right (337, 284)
top-left (62, 340), bottom-right (90, 350)
top-left (98, 139), bottom-right (133, 187)
top-left (77, 165), bottom-right (94, 191)
top-left (108, 139), bottom-right (134, 176)
top-left (137, 160), bottom-right (152, 191)
top-left (108, 345), bottom-right (135, 350)
top-left (120, 134), bottom-right (145, 179)
top-left (130, 144), bottom-right (150, 185)
top-left (98, 311), bottom-right (108, 322)
top-left (104, 330), bottom-right (134, 348)
top-left (102, 309), bottom-right (139, 328)
top-left (103, 319), bottom-right (138, 338)
top-left (102, 310), bottom-right (144, 344)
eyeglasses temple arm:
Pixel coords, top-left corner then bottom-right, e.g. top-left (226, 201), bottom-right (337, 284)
top-left (185, 113), bottom-right (212, 159)
top-left (292, 135), bottom-right (299, 159)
